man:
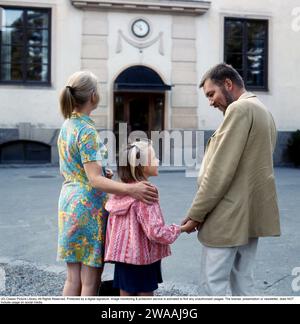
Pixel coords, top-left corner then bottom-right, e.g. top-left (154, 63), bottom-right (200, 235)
top-left (182, 64), bottom-right (281, 296)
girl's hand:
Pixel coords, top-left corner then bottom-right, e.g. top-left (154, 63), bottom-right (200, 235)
top-left (105, 168), bottom-right (114, 179)
top-left (128, 181), bottom-right (159, 204)
top-left (181, 220), bottom-right (200, 234)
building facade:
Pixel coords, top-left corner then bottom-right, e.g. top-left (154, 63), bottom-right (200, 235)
top-left (0, 0), bottom-right (299, 165)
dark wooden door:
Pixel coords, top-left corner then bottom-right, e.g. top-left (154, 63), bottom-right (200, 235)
top-left (114, 92), bottom-right (165, 138)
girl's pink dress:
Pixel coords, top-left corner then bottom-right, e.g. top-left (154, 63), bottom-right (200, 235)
top-left (104, 194), bottom-right (181, 265)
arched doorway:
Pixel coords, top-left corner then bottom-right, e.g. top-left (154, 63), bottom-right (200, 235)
top-left (0, 140), bottom-right (51, 164)
top-left (113, 66), bottom-right (171, 139)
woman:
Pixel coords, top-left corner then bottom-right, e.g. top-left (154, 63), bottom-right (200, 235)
top-left (57, 71), bottom-right (158, 296)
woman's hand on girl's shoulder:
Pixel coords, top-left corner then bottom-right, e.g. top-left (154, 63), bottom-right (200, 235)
top-left (128, 181), bottom-right (159, 205)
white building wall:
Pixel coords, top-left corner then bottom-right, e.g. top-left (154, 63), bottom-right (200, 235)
top-left (1, 0), bottom-right (299, 131)
top-left (0, 0), bottom-right (299, 165)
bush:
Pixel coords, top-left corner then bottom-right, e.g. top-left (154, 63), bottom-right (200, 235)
top-left (287, 130), bottom-right (300, 167)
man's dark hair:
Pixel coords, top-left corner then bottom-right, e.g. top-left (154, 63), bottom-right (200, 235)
top-left (200, 63), bottom-right (245, 89)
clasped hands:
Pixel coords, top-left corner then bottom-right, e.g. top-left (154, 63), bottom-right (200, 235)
top-left (180, 217), bottom-right (203, 234)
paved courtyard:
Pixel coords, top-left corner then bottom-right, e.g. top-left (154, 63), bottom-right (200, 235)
top-left (0, 166), bottom-right (300, 296)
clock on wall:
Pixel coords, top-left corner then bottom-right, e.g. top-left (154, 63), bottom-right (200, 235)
top-left (131, 19), bottom-right (150, 38)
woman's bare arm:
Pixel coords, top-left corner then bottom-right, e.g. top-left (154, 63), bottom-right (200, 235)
top-left (84, 161), bottom-right (158, 204)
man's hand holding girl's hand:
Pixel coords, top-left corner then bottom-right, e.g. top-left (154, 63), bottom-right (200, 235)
top-left (181, 217), bottom-right (203, 234)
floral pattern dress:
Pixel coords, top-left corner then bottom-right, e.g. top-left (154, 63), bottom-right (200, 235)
top-left (57, 112), bottom-right (109, 268)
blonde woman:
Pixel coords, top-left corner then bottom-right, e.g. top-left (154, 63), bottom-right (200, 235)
top-left (57, 71), bottom-right (158, 296)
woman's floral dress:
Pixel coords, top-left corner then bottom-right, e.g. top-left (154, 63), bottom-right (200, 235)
top-left (57, 112), bottom-right (108, 267)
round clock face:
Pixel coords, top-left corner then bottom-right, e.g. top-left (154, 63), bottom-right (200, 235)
top-left (132, 19), bottom-right (150, 38)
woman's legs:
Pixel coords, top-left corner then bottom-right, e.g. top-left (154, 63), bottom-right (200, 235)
top-left (63, 263), bottom-right (82, 296)
top-left (81, 264), bottom-right (103, 296)
top-left (63, 263), bottom-right (103, 296)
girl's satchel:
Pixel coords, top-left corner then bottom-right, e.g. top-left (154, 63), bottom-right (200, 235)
top-left (98, 280), bottom-right (120, 296)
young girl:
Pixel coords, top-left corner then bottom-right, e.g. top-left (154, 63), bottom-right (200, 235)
top-left (104, 140), bottom-right (189, 296)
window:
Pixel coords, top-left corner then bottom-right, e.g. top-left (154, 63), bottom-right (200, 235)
top-left (224, 18), bottom-right (268, 91)
top-left (0, 6), bottom-right (51, 85)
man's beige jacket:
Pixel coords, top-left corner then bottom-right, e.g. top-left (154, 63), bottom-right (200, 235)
top-left (187, 92), bottom-right (281, 247)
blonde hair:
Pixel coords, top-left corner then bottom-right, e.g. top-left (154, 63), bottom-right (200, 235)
top-left (118, 139), bottom-right (153, 183)
top-left (59, 71), bottom-right (100, 119)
